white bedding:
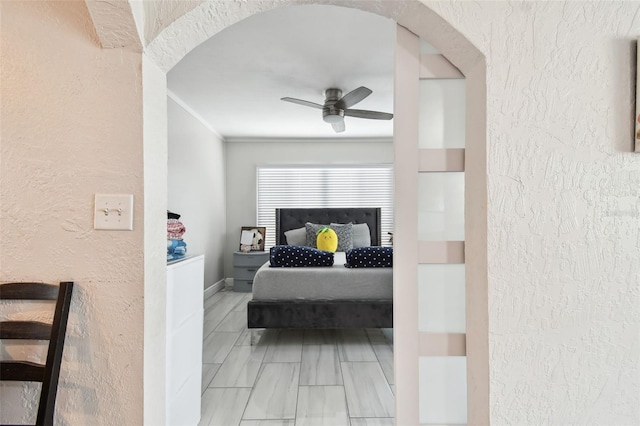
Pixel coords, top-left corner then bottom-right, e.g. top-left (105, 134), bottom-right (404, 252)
top-left (251, 252), bottom-right (393, 301)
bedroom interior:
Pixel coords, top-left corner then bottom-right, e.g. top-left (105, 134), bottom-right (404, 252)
top-left (166, 5), bottom-right (402, 425)
top-left (166, 4), bottom-right (466, 425)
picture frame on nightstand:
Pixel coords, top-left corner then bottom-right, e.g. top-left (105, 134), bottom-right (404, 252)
top-left (239, 226), bottom-right (266, 252)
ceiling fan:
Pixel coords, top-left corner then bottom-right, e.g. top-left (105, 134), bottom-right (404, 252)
top-left (281, 86), bottom-right (393, 133)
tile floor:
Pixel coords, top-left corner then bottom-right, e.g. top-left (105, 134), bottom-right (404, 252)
top-left (199, 289), bottom-right (394, 426)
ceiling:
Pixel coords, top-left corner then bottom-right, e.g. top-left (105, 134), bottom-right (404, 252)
top-left (167, 5), bottom-right (396, 140)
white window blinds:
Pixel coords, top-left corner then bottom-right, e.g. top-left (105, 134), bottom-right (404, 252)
top-left (257, 165), bottom-right (394, 248)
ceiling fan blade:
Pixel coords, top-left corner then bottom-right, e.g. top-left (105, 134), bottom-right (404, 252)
top-left (344, 109), bottom-right (393, 120)
top-left (281, 97), bottom-right (324, 109)
top-left (331, 120), bottom-right (346, 133)
top-left (335, 86), bottom-right (372, 109)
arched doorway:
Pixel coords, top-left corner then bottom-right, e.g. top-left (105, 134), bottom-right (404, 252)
top-left (140, 2), bottom-right (487, 424)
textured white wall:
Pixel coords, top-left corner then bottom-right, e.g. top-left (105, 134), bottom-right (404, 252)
top-left (58, 0), bottom-right (638, 423)
top-left (0, 1), bottom-right (144, 424)
top-left (426, 1), bottom-right (640, 424)
top-left (224, 139), bottom-right (393, 276)
top-left (142, 0), bottom-right (205, 46)
top-left (168, 96), bottom-right (226, 289)
top-left (142, 53), bottom-right (168, 426)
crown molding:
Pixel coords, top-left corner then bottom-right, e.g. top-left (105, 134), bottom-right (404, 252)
top-left (167, 90), bottom-right (225, 141)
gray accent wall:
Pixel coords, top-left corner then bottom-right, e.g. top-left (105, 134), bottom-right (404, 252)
top-left (224, 139), bottom-right (393, 276)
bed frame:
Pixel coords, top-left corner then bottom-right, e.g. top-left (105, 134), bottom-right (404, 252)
top-left (247, 207), bottom-right (393, 329)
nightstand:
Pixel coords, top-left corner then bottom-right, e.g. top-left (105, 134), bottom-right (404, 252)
top-left (233, 251), bottom-right (269, 292)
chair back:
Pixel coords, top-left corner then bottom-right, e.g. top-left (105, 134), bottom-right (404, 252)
top-left (0, 281), bottom-right (74, 426)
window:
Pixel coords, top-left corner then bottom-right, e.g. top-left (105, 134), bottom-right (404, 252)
top-left (257, 165), bottom-right (394, 248)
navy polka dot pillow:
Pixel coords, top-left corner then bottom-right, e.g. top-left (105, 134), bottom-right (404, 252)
top-left (344, 246), bottom-right (393, 268)
top-left (270, 245), bottom-right (335, 267)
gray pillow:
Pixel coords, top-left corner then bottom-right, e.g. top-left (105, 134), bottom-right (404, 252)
top-left (332, 222), bottom-right (371, 248)
top-left (284, 227), bottom-right (307, 246)
top-left (305, 222), bottom-right (353, 252)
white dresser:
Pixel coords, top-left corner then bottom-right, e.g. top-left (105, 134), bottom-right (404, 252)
top-left (166, 254), bottom-right (204, 425)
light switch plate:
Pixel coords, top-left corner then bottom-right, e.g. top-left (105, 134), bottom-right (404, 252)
top-left (94, 194), bottom-right (134, 230)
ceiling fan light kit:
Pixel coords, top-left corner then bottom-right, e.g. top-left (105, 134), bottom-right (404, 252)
top-left (322, 108), bottom-right (344, 123)
top-left (281, 86), bottom-right (393, 133)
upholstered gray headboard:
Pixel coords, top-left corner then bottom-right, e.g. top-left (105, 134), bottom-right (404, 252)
top-left (275, 208), bottom-right (382, 247)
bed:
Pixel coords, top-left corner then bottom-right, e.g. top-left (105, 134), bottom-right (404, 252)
top-left (247, 207), bottom-right (393, 329)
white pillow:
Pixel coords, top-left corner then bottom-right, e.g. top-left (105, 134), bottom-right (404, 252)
top-left (331, 222), bottom-right (371, 248)
top-left (284, 227), bottom-right (307, 246)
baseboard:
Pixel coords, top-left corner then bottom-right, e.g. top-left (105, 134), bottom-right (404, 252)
top-left (204, 279), bottom-right (226, 299)
top-left (225, 278), bottom-right (235, 291)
